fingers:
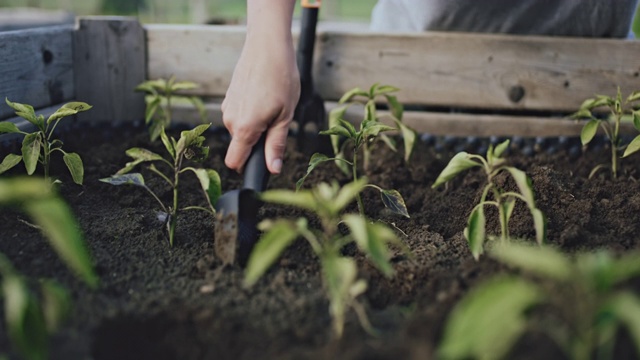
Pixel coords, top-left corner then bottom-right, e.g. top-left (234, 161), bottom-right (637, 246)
top-left (224, 125), bottom-right (262, 173)
top-left (264, 120), bottom-right (290, 174)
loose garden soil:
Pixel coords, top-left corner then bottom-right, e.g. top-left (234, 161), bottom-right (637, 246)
top-left (2, 122), bottom-right (640, 359)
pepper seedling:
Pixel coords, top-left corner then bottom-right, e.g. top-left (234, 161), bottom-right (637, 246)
top-left (244, 178), bottom-right (408, 337)
top-left (571, 87), bottom-right (640, 179)
top-left (0, 98), bottom-right (92, 184)
top-left (0, 177), bottom-right (98, 360)
top-left (297, 84), bottom-right (415, 218)
top-left (100, 124), bottom-right (221, 246)
top-left (440, 242), bottom-right (640, 360)
top-left (432, 140), bottom-right (546, 259)
top-left (136, 76), bottom-right (207, 141)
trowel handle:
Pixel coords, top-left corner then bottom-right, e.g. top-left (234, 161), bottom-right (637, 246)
top-left (242, 133), bottom-right (269, 192)
top-left (297, 5), bottom-right (319, 98)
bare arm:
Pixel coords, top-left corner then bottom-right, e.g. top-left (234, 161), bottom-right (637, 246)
top-left (221, 0), bottom-right (300, 174)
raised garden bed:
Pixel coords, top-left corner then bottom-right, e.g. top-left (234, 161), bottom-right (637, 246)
top-left (2, 16), bottom-right (640, 360)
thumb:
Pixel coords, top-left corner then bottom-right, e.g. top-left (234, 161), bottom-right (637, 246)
top-left (264, 122), bottom-right (289, 174)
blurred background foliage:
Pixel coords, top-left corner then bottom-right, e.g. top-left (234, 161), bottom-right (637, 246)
top-left (0, 0), bottom-right (378, 24)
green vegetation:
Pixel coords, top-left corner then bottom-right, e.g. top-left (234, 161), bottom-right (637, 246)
top-left (440, 243), bottom-right (640, 360)
top-left (297, 84), bottom-right (416, 219)
top-left (100, 124), bottom-right (221, 246)
top-left (432, 140), bottom-right (546, 259)
top-left (0, 177), bottom-right (97, 360)
top-left (572, 88), bottom-right (640, 179)
top-left (0, 99), bottom-right (92, 184)
top-left (245, 179), bottom-right (407, 337)
top-left (136, 77), bottom-right (206, 141)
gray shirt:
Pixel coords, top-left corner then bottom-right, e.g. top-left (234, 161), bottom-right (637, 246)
top-left (371, 0), bottom-right (638, 37)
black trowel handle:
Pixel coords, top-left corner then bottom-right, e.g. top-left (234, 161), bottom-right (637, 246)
top-left (242, 134), bottom-right (269, 191)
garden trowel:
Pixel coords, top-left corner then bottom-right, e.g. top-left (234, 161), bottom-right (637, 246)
top-left (214, 135), bottom-right (269, 266)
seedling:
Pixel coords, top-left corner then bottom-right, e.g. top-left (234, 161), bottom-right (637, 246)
top-left (297, 84), bottom-right (415, 218)
top-left (0, 177), bottom-right (98, 360)
top-left (244, 178), bottom-right (408, 337)
top-left (572, 88), bottom-right (640, 179)
top-left (440, 242), bottom-right (640, 360)
top-left (100, 124), bottom-right (221, 246)
top-left (136, 76), bottom-right (207, 141)
top-left (432, 140), bottom-right (546, 259)
top-left (0, 99), bottom-right (92, 184)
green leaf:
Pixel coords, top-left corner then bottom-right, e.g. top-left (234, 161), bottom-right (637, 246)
top-left (160, 127), bottom-right (176, 159)
top-left (379, 189), bottom-right (409, 218)
top-left (116, 148), bottom-right (164, 175)
top-left (0, 154), bottom-right (22, 174)
top-left (379, 133), bottom-right (398, 152)
top-left (332, 177), bottom-right (368, 214)
top-left (491, 243), bottom-right (571, 281)
top-left (187, 96), bottom-right (207, 122)
top-left (261, 188), bottom-right (317, 212)
top-left (296, 153), bottom-right (333, 191)
top-left (46, 107), bottom-right (78, 124)
top-left (21, 133), bottom-right (42, 175)
top-left (328, 105), bottom-right (349, 155)
top-left (6, 98), bottom-right (40, 128)
top-left (627, 91), bottom-right (640, 103)
top-left (3, 274), bottom-right (48, 360)
top-left (581, 119), bottom-right (600, 145)
top-left (605, 291), bottom-right (640, 357)
top-left (40, 280), bottom-right (71, 332)
top-left (148, 119), bottom-right (164, 142)
top-left (62, 152), bottom-right (84, 185)
top-left (506, 167), bottom-right (536, 207)
top-left (322, 255), bottom-right (359, 337)
top-left (493, 139), bottom-right (510, 159)
top-left (320, 124), bottom-right (353, 138)
top-left (343, 215), bottom-right (399, 277)
top-left (145, 96), bottom-right (161, 124)
top-left (0, 121), bottom-right (22, 134)
top-left (438, 276), bottom-right (541, 360)
top-left (185, 168), bottom-right (221, 207)
top-left (623, 134), bottom-right (640, 158)
top-left (362, 121), bottom-right (395, 138)
top-left (244, 220), bottom-right (299, 287)
top-left (432, 152), bottom-right (480, 188)
top-left (531, 208), bottom-right (547, 245)
top-left (465, 205), bottom-right (486, 260)
top-left (384, 94), bottom-right (403, 120)
top-left (176, 124), bottom-right (210, 156)
top-left (391, 117), bottom-right (417, 162)
top-left (373, 84), bottom-right (400, 96)
top-left (171, 80), bottom-right (199, 92)
top-left (364, 100), bottom-right (376, 122)
top-left (502, 198), bottom-right (516, 224)
top-left (608, 252), bottom-right (640, 285)
top-left (23, 197), bottom-right (98, 287)
top-left (99, 173), bottom-right (146, 187)
top-left (570, 108), bottom-right (593, 119)
top-left (633, 111), bottom-right (640, 131)
top-left (338, 87), bottom-right (367, 104)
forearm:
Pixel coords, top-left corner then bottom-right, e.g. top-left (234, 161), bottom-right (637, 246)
top-left (246, 0), bottom-right (296, 42)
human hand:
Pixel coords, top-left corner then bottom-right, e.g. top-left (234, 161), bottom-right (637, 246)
top-left (221, 0), bottom-right (299, 175)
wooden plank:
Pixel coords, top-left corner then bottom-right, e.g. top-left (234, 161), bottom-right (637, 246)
top-left (146, 25), bottom-right (640, 112)
top-left (168, 100), bottom-right (635, 137)
top-left (0, 26), bottom-right (74, 120)
top-left (73, 17), bottom-right (146, 123)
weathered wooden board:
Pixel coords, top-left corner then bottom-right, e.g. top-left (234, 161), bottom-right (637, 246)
top-left (146, 25), bottom-right (640, 113)
top-left (169, 100), bottom-right (637, 137)
top-left (74, 17), bottom-right (146, 123)
top-left (0, 26), bottom-right (74, 121)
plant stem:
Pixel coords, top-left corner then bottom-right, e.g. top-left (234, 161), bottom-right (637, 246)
top-left (169, 156), bottom-right (182, 246)
top-left (43, 139), bottom-right (50, 181)
top-left (352, 151), bottom-right (365, 216)
top-left (612, 113), bottom-right (621, 179)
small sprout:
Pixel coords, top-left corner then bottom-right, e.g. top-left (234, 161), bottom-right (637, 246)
top-left (100, 124), bottom-right (221, 246)
top-left (571, 87), bottom-right (640, 179)
top-left (439, 243), bottom-right (640, 360)
top-left (136, 76), bottom-right (207, 141)
top-left (297, 84), bottom-right (415, 218)
top-left (0, 99), bottom-right (92, 184)
top-left (432, 140), bottom-right (546, 259)
top-left (244, 179), bottom-right (409, 337)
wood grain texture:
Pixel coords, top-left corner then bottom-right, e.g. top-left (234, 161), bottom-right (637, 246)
top-left (73, 17), bottom-right (146, 123)
top-left (169, 100), bottom-right (637, 137)
top-left (146, 25), bottom-right (640, 112)
top-left (0, 26), bottom-right (74, 121)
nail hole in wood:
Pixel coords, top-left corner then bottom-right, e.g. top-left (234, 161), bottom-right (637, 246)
top-left (508, 85), bottom-right (526, 103)
top-left (564, 80), bottom-right (570, 88)
top-left (42, 49), bottom-right (53, 64)
top-left (326, 60), bottom-right (334, 68)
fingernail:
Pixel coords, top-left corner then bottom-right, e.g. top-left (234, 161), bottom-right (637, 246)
top-left (272, 158), bottom-right (282, 174)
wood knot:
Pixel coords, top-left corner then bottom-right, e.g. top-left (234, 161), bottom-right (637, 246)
top-left (508, 85), bottom-right (526, 103)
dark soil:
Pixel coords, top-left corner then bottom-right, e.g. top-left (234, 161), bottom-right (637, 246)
top-left (2, 123), bottom-right (640, 359)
